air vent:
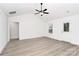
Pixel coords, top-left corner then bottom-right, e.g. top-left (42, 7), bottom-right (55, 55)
top-left (9, 11), bottom-right (16, 14)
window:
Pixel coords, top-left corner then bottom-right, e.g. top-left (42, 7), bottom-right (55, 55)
top-left (49, 24), bottom-right (53, 34)
top-left (64, 23), bottom-right (69, 32)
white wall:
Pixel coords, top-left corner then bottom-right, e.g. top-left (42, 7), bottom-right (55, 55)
top-left (10, 22), bottom-right (19, 39)
top-left (9, 13), bottom-right (79, 45)
top-left (47, 14), bottom-right (79, 45)
top-left (0, 9), bottom-right (8, 53)
top-left (9, 14), bottom-right (47, 40)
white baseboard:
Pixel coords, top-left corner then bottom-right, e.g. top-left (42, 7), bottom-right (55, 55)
top-left (19, 35), bottom-right (45, 40)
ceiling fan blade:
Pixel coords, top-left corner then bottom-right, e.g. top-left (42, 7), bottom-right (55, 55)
top-left (35, 9), bottom-right (41, 12)
top-left (43, 9), bottom-right (47, 11)
top-left (34, 13), bottom-right (39, 14)
top-left (43, 12), bottom-right (49, 14)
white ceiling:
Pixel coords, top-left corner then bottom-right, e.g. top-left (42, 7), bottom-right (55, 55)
top-left (0, 3), bottom-right (79, 21)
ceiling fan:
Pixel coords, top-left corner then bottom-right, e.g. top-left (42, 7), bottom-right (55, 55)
top-left (35, 3), bottom-right (49, 16)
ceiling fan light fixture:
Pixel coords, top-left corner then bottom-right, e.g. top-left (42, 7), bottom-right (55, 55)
top-left (40, 12), bottom-right (43, 15)
top-left (34, 3), bottom-right (49, 16)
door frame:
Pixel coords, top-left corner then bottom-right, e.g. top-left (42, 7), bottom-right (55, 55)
top-left (9, 21), bottom-right (20, 41)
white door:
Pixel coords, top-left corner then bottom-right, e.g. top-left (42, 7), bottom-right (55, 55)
top-left (10, 22), bottom-right (19, 40)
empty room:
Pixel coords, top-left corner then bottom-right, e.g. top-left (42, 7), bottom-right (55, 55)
top-left (0, 3), bottom-right (79, 56)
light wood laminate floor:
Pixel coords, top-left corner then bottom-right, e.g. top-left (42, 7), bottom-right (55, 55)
top-left (1, 37), bottom-right (79, 56)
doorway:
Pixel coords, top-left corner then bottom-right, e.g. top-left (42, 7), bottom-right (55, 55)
top-left (10, 22), bottom-right (19, 40)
